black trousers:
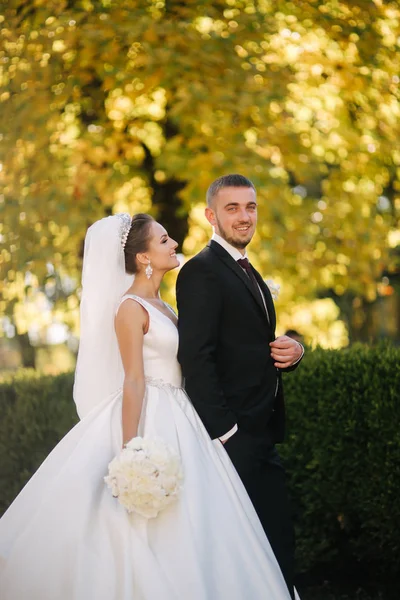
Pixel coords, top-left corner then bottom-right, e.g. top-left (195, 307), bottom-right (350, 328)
top-left (224, 430), bottom-right (295, 599)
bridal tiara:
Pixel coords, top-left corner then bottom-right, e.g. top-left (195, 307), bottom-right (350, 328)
top-left (117, 213), bottom-right (132, 249)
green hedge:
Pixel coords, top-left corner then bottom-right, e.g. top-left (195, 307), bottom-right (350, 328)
top-left (281, 343), bottom-right (400, 574)
top-left (0, 344), bottom-right (399, 576)
top-left (0, 370), bottom-right (78, 516)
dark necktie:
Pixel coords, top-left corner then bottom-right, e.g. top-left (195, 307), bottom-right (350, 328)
top-left (237, 257), bottom-right (259, 293)
top-left (237, 258), bottom-right (269, 322)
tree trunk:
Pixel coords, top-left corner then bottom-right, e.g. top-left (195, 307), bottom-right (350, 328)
top-left (16, 333), bottom-right (36, 369)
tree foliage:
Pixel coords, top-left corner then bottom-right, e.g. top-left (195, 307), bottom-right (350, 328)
top-left (1, 0), bottom-right (399, 338)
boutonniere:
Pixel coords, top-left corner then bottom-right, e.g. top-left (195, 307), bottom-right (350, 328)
top-left (264, 279), bottom-right (280, 300)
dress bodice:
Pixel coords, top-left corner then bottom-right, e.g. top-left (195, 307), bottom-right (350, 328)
top-left (118, 294), bottom-right (182, 388)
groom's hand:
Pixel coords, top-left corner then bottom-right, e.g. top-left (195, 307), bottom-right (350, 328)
top-left (270, 335), bottom-right (303, 368)
top-left (218, 424), bottom-right (238, 445)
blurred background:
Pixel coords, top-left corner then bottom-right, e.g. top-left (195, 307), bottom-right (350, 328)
top-left (1, 3), bottom-right (400, 598)
top-left (1, 0), bottom-right (399, 373)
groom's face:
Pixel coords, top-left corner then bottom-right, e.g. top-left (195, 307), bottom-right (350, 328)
top-left (205, 186), bottom-right (257, 250)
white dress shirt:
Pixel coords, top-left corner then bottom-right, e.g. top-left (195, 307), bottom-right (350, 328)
top-left (212, 232), bottom-right (248, 262)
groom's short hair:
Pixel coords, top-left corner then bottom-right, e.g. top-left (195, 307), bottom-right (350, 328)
top-left (206, 174), bottom-right (256, 207)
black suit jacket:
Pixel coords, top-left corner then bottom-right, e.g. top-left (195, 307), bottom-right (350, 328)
top-left (176, 240), bottom-right (300, 444)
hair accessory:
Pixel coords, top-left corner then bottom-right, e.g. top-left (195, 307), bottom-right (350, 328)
top-left (117, 213), bottom-right (132, 249)
top-left (145, 261), bottom-right (153, 279)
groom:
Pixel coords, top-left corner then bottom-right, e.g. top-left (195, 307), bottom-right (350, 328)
top-left (176, 174), bottom-right (303, 598)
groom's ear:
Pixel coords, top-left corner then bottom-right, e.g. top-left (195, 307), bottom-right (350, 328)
top-left (205, 207), bottom-right (216, 227)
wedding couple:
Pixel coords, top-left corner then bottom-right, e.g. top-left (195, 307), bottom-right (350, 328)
top-left (0, 174), bottom-right (303, 599)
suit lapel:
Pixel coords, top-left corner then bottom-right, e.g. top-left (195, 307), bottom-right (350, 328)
top-left (252, 268), bottom-right (276, 332)
top-left (208, 241), bottom-right (270, 322)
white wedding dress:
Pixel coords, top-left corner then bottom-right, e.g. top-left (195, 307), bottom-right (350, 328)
top-left (0, 295), bottom-right (296, 600)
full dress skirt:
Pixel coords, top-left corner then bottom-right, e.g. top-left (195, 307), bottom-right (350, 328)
top-left (0, 296), bottom-right (296, 600)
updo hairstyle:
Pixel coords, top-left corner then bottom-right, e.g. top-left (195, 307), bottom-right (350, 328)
top-left (124, 213), bottom-right (154, 275)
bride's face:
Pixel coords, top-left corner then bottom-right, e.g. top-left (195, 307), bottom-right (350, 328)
top-left (146, 221), bottom-right (180, 272)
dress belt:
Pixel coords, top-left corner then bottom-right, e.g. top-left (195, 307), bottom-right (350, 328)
top-left (145, 376), bottom-right (182, 391)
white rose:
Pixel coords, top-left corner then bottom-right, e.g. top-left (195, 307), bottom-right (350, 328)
top-left (105, 436), bottom-right (184, 518)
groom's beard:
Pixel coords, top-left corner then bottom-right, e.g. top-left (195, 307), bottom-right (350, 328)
top-left (215, 216), bottom-right (255, 250)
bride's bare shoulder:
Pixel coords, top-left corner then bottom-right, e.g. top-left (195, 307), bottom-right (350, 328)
top-left (115, 296), bottom-right (149, 333)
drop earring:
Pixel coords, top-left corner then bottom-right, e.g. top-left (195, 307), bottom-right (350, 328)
top-left (145, 261), bottom-right (153, 279)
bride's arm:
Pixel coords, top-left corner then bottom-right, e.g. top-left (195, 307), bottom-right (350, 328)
top-left (115, 300), bottom-right (148, 446)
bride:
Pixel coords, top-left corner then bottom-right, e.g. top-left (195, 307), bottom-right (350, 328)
top-left (0, 213), bottom-right (298, 599)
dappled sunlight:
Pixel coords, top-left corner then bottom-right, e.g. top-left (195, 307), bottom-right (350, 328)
top-left (114, 177), bottom-right (153, 214)
top-left (182, 203), bottom-right (211, 256)
top-left (1, 0), bottom-right (399, 361)
top-left (277, 298), bottom-right (348, 349)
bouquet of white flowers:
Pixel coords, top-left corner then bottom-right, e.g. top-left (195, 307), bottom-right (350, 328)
top-left (104, 437), bottom-right (184, 518)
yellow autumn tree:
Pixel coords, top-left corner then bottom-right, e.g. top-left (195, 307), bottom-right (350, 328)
top-left (1, 0), bottom-right (399, 354)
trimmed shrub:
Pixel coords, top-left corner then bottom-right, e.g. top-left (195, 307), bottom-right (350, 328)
top-left (0, 369), bottom-right (78, 516)
top-left (281, 343), bottom-right (400, 574)
top-left (0, 343), bottom-right (399, 577)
